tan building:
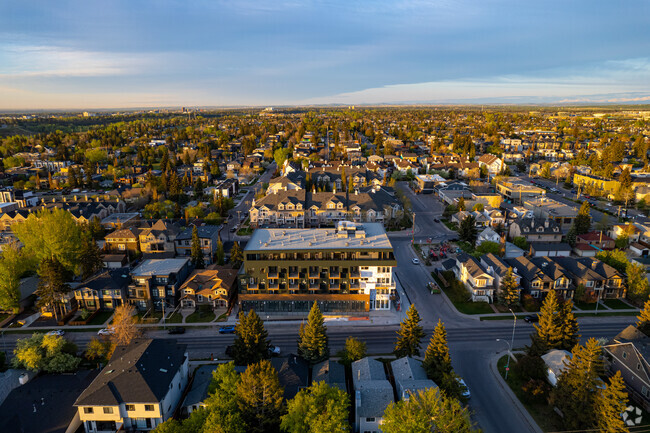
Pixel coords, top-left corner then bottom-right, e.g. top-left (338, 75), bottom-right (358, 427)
top-left (496, 177), bottom-right (546, 204)
top-left (179, 265), bottom-right (237, 310)
top-left (104, 227), bottom-right (140, 253)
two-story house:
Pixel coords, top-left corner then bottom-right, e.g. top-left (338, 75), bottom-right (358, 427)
top-left (455, 253), bottom-right (496, 303)
top-left (104, 227), bottom-right (140, 254)
top-left (128, 258), bottom-right (192, 311)
top-left (74, 268), bottom-right (130, 311)
top-left (175, 225), bottom-right (220, 265)
top-left (480, 253), bottom-right (521, 301)
top-left (352, 357), bottom-right (394, 433)
top-left (74, 339), bottom-right (189, 432)
top-left (506, 256), bottom-right (573, 299)
top-left (509, 217), bottom-right (562, 244)
top-left (178, 266), bottom-right (237, 310)
top-left (138, 220), bottom-right (180, 256)
top-left (576, 257), bottom-right (626, 299)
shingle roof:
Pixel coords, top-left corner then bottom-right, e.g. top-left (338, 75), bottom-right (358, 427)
top-left (176, 225), bottom-right (220, 241)
top-left (271, 354), bottom-right (309, 400)
top-left (312, 360), bottom-right (346, 392)
top-left (75, 339), bottom-right (187, 406)
top-left (183, 365), bottom-right (218, 408)
top-left (351, 358), bottom-right (393, 419)
top-left (78, 268), bottom-right (131, 292)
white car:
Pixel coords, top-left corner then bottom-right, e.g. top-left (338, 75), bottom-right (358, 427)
top-left (269, 345), bottom-right (281, 356)
top-left (46, 330), bottom-right (65, 336)
top-left (97, 328), bottom-right (114, 336)
top-left (457, 377), bottom-right (471, 399)
top-left (412, 258), bottom-right (420, 265)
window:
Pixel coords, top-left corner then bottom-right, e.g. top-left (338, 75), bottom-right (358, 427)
top-left (643, 386), bottom-right (650, 398)
top-left (83, 407), bottom-right (94, 414)
top-left (126, 404), bottom-right (135, 412)
top-left (366, 417), bottom-right (376, 422)
top-left (145, 404), bottom-right (155, 411)
top-left (623, 352), bottom-right (627, 359)
top-left (103, 407), bottom-right (114, 414)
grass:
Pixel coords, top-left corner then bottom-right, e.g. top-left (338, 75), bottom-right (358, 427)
top-left (493, 304), bottom-right (523, 313)
top-left (444, 221), bottom-right (458, 231)
top-left (215, 313), bottom-right (228, 322)
top-left (603, 299), bottom-right (634, 310)
top-left (186, 306), bottom-right (216, 323)
top-left (237, 226), bottom-right (254, 236)
top-left (137, 311), bottom-right (163, 323)
top-left (435, 271), bottom-right (494, 315)
top-left (481, 314), bottom-right (531, 321)
top-left (574, 301), bottom-right (599, 311)
top-left (165, 313), bottom-right (183, 324)
top-left (497, 355), bottom-right (561, 433)
top-left (574, 311), bottom-right (639, 317)
top-left (86, 311), bottom-right (114, 326)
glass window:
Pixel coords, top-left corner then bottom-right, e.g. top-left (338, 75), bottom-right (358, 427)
top-left (84, 407), bottom-right (94, 414)
top-left (103, 407), bottom-right (113, 414)
top-left (145, 404), bottom-right (155, 411)
top-left (126, 404), bottom-right (135, 412)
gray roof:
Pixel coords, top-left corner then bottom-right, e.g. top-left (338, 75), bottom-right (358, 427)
top-left (481, 253), bottom-right (514, 279)
top-left (530, 242), bottom-right (572, 252)
top-left (271, 354), bottom-right (309, 400)
top-left (351, 358), bottom-right (393, 419)
top-left (312, 360), bottom-right (346, 392)
top-left (183, 365), bottom-right (218, 408)
top-left (390, 357), bottom-right (437, 399)
top-left (246, 223), bottom-right (393, 252)
top-left (176, 225), bottom-right (220, 241)
top-left (78, 268), bottom-right (130, 293)
top-left (456, 253), bottom-right (492, 279)
top-left (75, 339), bottom-right (187, 406)
top-left (575, 257), bottom-right (623, 279)
top-left (131, 258), bottom-right (190, 277)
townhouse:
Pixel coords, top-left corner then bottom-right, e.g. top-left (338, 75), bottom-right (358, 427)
top-left (175, 225), bottom-right (220, 264)
top-left (509, 217), bottom-right (563, 244)
top-left (128, 258), bottom-right (192, 311)
top-left (74, 268), bottom-right (131, 311)
top-left (178, 266), bottom-right (237, 310)
top-left (453, 253), bottom-right (496, 303)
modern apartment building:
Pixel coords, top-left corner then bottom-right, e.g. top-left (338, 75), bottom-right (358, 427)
top-left (496, 177), bottom-right (546, 204)
top-left (238, 221), bottom-right (397, 313)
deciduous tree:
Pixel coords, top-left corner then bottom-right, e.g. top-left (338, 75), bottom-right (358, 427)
top-left (336, 336), bottom-right (366, 366)
top-left (110, 304), bottom-right (140, 346)
top-left (298, 302), bottom-right (329, 364)
top-left (394, 304), bottom-right (425, 358)
top-left (280, 381), bottom-right (350, 433)
top-left (0, 241), bottom-right (31, 313)
top-left (13, 333), bottom-right (80, 373)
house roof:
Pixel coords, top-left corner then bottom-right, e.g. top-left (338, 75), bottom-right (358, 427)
top-left (105, 227), bottom-right (139, 240)
top-left (183, 365), bottom-right (218, 408)
top-left (271, 354), bottom-right (309, 400)
top-left (351, 357), bottom-right (393, 419)
top-left (312, 360), bottom-right (346, 392)
top-left (577, 231), bottom-right (614, 243)
top-left (131, 258), bottom-right (190, 277)
top-left (75, 339), bottom-right (187, 406)
top-left (176, 225), bottom-right (220, 241)
top-left (481, 253), bottom-right (516, 279)
top-left (456, 253), bottom-right (492, 280)
top-left (530, 242), bottom-right (572, 252)
top-left (78, 268), bottom-right (131, 292)
top-left (575, 257), bottom-right (623, 279)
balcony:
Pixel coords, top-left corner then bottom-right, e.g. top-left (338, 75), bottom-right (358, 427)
top-left (267, 270), bottom-right (279, 279)
top-left (330, 270), bottom-right (340, 278)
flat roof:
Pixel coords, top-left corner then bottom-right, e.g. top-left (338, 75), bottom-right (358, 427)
top-left (132, 258), bottom-right (190, 276)
top-left (245, 223), bottom-right (393, 251)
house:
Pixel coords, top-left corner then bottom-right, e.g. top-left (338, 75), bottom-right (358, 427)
top-left (128, 258), bottom-right (192, 311)
top-left (0, 370), bottom-right (99, 433)
top-left (182, 365), bottom-right (219, 415)
top-left (390, 357), bottom-right (437, 400)
top-left (271, 354), bottom-right (310, 400)
top-left (509, 217), bottom-right (562, 244)
top-left (100, 212), bottom-right (140, 230)
top-left (352, 357), bottom-right (394, 433)
top-left (74, 339), bottom-right (189, 432)
top-left (139, 220), bottom-right (180, 256)
top-left (101, 254), bottom-right (128, 269)
top-left (175, 225), bottom-right (221, 264)
top-left (523, 197), bottom-right (577, 233)
top-left (312, 360), bottom-right (346, 392)
top-left (178, 265), bottom-right (237, 310)
top-left (603, 325), bottom-right (650, 411)
top-left (213, 178), bottom-right (239, 198)
top-left (630, 242), bottom-right (650, 257)
top-left (575, 257), bottom-right (626, 299)
top-left (74, 268), bottom-right (130, 311)
top-left (104, 227), bottom-right (140, 254)
top-left (480, 253), bottom-right (521, 301)
top-left (541, 350), bottom-right (572, 387)
top-left (610, 223), bottom-right (642, 243)
top-left (477, 227), bottom-right (501, 245)
top-left (267, 174), bottom-right (306, 194)
top-left (478, 154), bottom-right (504, 175)
top-left (529, 242), bottom-right (571, 257)
top-left (455, 253), bottom-right (496, 303)
top-left (506, 256), bottom-right (573, 299)
top-left (576, 231), bottom-right (615, 251)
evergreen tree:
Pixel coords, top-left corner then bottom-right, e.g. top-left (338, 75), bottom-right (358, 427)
top-left (229, 241), bottom-right (244, 267)
top-left (529, 290), bottom-right (562, 355)
top-left (236, 359), bottom-right (285, 433)
top-left (636, 299), bottom-right (650, 335)
top-left (190, 226), bottom-right (205, 269)
top-left (336, 336), bottom-right (366, 366)
top-left (216, 238), bottom-right (225, 265)
top-left (298, 302), bottom-right (329, 364)
top-left (498, 267), bottom-right (519, 307)
top-left (559, 299), bottom-right (580, 351)
top-left (566, 224), bottom-right (577, 247)
top-left (36, 257), bottom-right (71, 321)
top-left (394, 304), bottom-right (425, 358)
top-left (79, 229), bottom-right (104, 280)
top-left (574, 201), bottom-right (592, 235)
top-left (593, 371), bottom-right (629, 433)
top-left (280, 381), bottom-right (350, 433)
top-left (458, 215), bottom-right (478, 247)
top-left (423, 319), bottom-right (452, 385)
top-left (233, 310), bottom-right (270, 365)
top-left (457, 197), bottom-right (466, 211)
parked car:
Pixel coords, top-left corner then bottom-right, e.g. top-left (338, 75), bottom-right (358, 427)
top-left (269, 345), bottom-right (281, 356)
top-left (412, 258), bottom-right (420, 265)
top-left (97, 328), bottom-right (114, 336)
top-left (46, 330), bottom-right (65, 336)
top-left (524, 315), bottom-right (539, 323)
top-left (167, 327), bottom-right (185, 335)
top-left (230, 226), bottom-right (238, 232)
top-left (219, 326), bottom-right (236, 334)
top-left (434, 218), bottom-right (440, 223)
top-left (457, 377), bottom-right (471, 399)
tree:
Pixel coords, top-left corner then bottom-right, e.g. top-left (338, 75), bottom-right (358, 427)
top-left (498, 267), bottom-right (519, 307)
top-left (0, 241), bottom-right (31, 313)
top-left (191, 226), bottom-right (205, 269)
top-left (381, 387), bottom-right (476, 433)
top-left (593, 371), bottom-right (629, 433)
top-left (574, 201), bottom-right (592, 235)
top-left (394, 304), bottom-right (425, 358)
top-left (529, 290), bottom-right (562, 355)
top-left (110, 304), bottom-right (140, 346)
top-left (280, 381), bottom-right (350, 433)
top-left (79, 229), bottom-right (104, 280)
top-left (512, 236), bottom-right (528, 250)
top-left (423, 320), bottom-right (452, 385)
top-left (85, 337), bottom-right (114, 363)
top-left (336, 336), bottom-right (366, 366)
top-left (236, 359), bottom-right (285, 433)
top-left (474, 241), bottom-right (500, 256)
top-left (233, 310), bottom-right (270, 365)
top-left (626, 262), bottom-right (650, 304)
top-left (12, 333), bottom-right (80, 373)
top-left (559, 299), bottom-right (580, 351)
top-left (566, 224), bottom-right (577, 247)
top-left (216, 238), bottom-right (225, 265)
top-left (637, 300), bottom-right (650, 335)
top-left (457, 197), bottom-right (466, 211)
top-left (298, 302), bottom-right (329, 364)
top-left (230, 241), bottom-right (244, 267)
top-left (36, 257), bottom-right (71, 320)
top-left (458, 215), bottom-right (478, 247)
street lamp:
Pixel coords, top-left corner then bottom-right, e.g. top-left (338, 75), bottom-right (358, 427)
top-left (496, 338), bottom-right (512, 380)
top-left (509, 308), bottom-right (517, 356)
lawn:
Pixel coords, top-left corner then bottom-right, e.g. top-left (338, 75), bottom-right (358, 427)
top-left (186, 306), bottom-right (216, 323)
top-left (137, 311), bottom-right (163, 323)
top-left (603, 299), bottom-right (634, 310)
top-left (497, 355), bottom-right (561, 432)
top-left (434, 271), bottom-right (494, 315)
top-left (574, 311), bottom-right (639, 317)
top-left (237, 226), bottom-right (254, 236)
top-left (86, 311), bottom-right (114, 326)
top-left (574, 301), bottom-right (599, 311)
top-left (481, 314), bottom-right (531, 321)
top-left (165, 313), bottom-right (183, 324)
top-left (493, 304), bottom-right (523, 313)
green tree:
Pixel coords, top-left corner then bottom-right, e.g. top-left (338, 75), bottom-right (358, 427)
top-left (574, 201), bottom-right (592, 235)
top-left (298, 302), bottom-right (329, 364)
top-left (85, 337), bottom-right (114, 363)
top-left (394, 304), bottom-right (425, 358)
top-left (236, 359), bottom-right (285, 433)
top-left (79, 229), bottom-right (104, 280)
top-left (458, 215), bottom-right (478, 247)
top-left (474, 241), bottom-right (501, 256)
top-left (216, 238), bottom-right (225, 265)
top-left (336, 336), bottom-right (366, 366)
top-left (12, 333), bottom-right (80, 373)
top-left (626, 262), bottom-right (650, 305)
top-left (512, 236), bottom-right (528, 250)
top-left (423, 320), bottom-right (452, 385)
top-left (637, 300), bottom-right (650, 335)
top-left (191, 226), bottom-right (205, 269)
top-left (229, 241), bottom-right (244, 267)
top-left (233, 310), bottom-right (270, 365)
top-left (381, 387), bottom-right (476, 433)
top-left (0, 241), bottom-right (31, 313)
top-left (529, 290), bottom-right (562, 355)
top-left (457, 197), bottom-right (466, 211)
top-left (498, 267), bottom-right (519, 307)
top-left (280, 381), bottom-right (350, 433)
top-left (559, 299), bottom-right (580, 351)
top-left (593, 371), bottom-right (629, 433)
top-left (36, 257), bottom-right (71, 320)
top-left (566, 224), bottom-right (577, 247)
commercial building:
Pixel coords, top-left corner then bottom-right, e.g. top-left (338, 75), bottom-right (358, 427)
top-left (523, 197), bottom-right (577, 232)
top-left (239, 221), bottom-right (397, 313)
top-left (495, 178), bottom-right (546, 204)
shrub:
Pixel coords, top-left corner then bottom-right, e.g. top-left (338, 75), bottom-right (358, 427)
top-left (522, 294), bottom-right (539, 312)
top-left (521, 378), bottom-right (551, 404)
top-left (514, 354), bottom-right (546, 381)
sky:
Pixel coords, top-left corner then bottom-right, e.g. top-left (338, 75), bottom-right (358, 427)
top-left (1, 0), bottom-right (649, 109)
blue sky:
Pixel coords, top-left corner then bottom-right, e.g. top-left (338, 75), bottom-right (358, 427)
top-left (1, 0), bottom-right (649, 109)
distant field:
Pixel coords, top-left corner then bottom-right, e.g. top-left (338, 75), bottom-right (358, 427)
top-left (0, 125), bottom-right (35, 137)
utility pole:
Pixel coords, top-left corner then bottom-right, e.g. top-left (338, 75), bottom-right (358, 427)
top-left (412, 212), bottom-right (416, 245)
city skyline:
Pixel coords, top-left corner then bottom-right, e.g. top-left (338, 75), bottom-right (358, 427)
top-left (1, 0), bottom-right (649, 109)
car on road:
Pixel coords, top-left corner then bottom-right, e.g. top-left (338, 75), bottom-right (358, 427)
top-left (457, 377), bottom-right (471, 399)
top-left (97, 328), bottom-right (114, 336)
top-left (524, 314), bottom-right (539, 323)
top-left (434, 218), bottom-right (440, 223)
top-left (269, 345), bottom-right (281, 356)
top-left (46, 330), bottom-right (65, 336)
top-left (230, 226), bottom-right (238, 232)
top-left (167, 327), bottom-right (185, 335)
top-left (219, 326), bottom-right (236, 334)
top-left (412, 258), bottom-right (420, 265)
